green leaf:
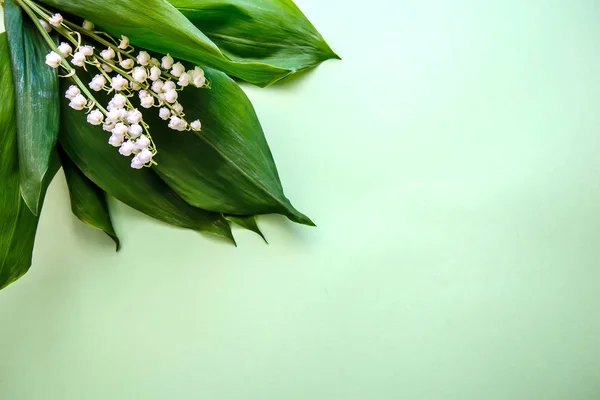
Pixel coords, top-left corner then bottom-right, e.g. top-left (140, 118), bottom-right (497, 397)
top-left (147, 67), bottom-right (314, 226)
top-left (37, 0), bottom-right (324, 87)
top-left (226, 215), bottom-right (267, 243)
top-left (59, 148), bottom-right (120, 251)
top-left (57, 80), bottom-right (235, 243)
top-left (169, 0), bottom-right (339, 74)
top-left (0, 32), bottom-right (58, 290)
top-left (4, 0), bottom-right (60, 215)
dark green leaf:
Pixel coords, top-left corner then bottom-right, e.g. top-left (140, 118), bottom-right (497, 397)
top-left (58, 80), bottom-right (235, 243)
top-left (147, 68), bottom-right (314, 226)
top-left (227, 215), bottom-right (267, 243)
top-left (59, 148), bottom-right (120, 251)
top-left (38, 0), bottom-right (313, 86)
top-left (0, 32), bottom-right (58, 290)
top-left (170, 0), bottom-right (339, 75)
top-left (4, 0), bottom-right (60, 215)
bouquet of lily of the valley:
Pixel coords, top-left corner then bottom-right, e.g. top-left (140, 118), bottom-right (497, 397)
top-left (0, 0), bottom-right (337, 290)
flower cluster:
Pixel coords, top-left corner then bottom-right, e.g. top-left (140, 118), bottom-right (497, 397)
top-left (41, 12), bottom-right (208, 169)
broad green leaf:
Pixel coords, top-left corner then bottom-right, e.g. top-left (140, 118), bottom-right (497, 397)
top-left (58, 80), bottom-right (234, 243)
top-left (38, 0), bottom-right (309, 87)
top-left (170, 0), bottom-right (339, 74)
top-left (146, 67), bottom-right (314, 226)
top-left (0, 32), bottom-right (58, 290)
top-left (227, 215), bottom-right (267, 243)
top-left (59, 148), bottom-right (120, 251)
top-left (4, 0), bottom-right (59, 215)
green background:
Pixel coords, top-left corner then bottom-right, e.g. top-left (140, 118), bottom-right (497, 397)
top-left (2, 0), bottom-right (600, 398)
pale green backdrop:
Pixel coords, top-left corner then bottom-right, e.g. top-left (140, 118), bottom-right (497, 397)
top-left (2, 0), bottom-right (600, 399)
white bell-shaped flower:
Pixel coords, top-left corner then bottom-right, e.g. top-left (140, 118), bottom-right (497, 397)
top-left (159, 107), bottom-right (171, 120)
top-left (190, 120), bottom-right (202, 131)
top-left (120, 58), bottom-right (134, 70)
top-left (40, 19), bottom-right (52, 33)
top-left (79, 45), bottom-right (94, 56)
top-left (65, 85), bottom-right (81, 100)
top-left (89, 74), bottom-right (106, 92)
top-left (112, 122), bottom-right (129, 137)
top-left (45, 51), bottom-right (62, 68)
top-left (177, 72), bottom-right (190, 87)
top-left (161, 54), bottom-right (174, 70)
top-left (108, 134), bottom-right (124, 147)
top-left (118, 35), bottom-right (130, 50)
top-left (164, 89), bottom-right (178, 104)
top-left (171, 62), bottom-right (185, 78)
top-left (191, 66), bottom-right (206, 88)
top-left (151, 80), bottom-right (164, 93)
top-left (119, 140), bottom-right (135, 156)
top-left (49, 13), bottom-right (63, 27)
top-left (135, 135), bottom-right (151, 149)
top-left (71, 51), bottom-right (86, 67)
top-left (149, 66), bottom-right (161, 81)
top-left (137, 148), bottom-right (153, 163)
top-left (127, 109), bottom-right (143, 124)
top-left (131, 156), bottom-right (144, 169)
top-left (57, 42), bottom-right (72, 57)
top-left (86, 109), bottom-right (104, 125)
top-left (132, 67), bottom-right (148, 83)
top-left (100, 48), bottom-right (115, 61)
top-left (140, 96), bottom-right (154, 108)
top-left (128, 124), bottom-right (143, 138)
top-left (103, 122), bottom-right (116, 132)
top-left (102, 64), bottom-right (113, 73)
top-left (69, 94), bottom-right (87, 110)
top-left (172, 103), bottom-right (183, 114)
top-left (111, 75), bottom-right (129, 91)
top-left (137, 51), bottom-right (151, 66)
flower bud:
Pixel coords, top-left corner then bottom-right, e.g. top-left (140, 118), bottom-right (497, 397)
top-left (82, 20), bottom-right (95, 30)
top-left (86, 109), bottom-right (104, 125)
top-left (102, 64), bottom-right (113, 73)
top-left (192, 66), bottom-right (206, 88)
top-left (149, 58), bottom-right (160, 67)
top-left (45, 51), bottom-right (62, 68)
top-left (57, 42), bottom-right (72, 57)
